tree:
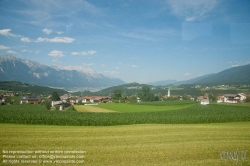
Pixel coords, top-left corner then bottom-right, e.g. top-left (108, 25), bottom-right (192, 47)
top-left (154, 95), bottom-right (160, 101)
top-left (209, 94), bottom-right (217, 101)
top-left (42, 100), bottom-right (51, 110)
top-left (245, 96), bottom-right (250, 103)
top-left (51, 92), bottom-right (60, 101)
top-left (4, 96), bottom-right (13, 104)
top-left (112, 89), bottom-right (122, 100)
top-left (138, 86), bottom-right (154, 102)
top-left (129, 96), bottom-right (137, 103)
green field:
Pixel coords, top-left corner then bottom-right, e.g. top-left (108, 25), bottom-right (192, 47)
top-left (1, 103), bottom-right (250, 126)
top-left (94, 102), bottom-right (195, 113)
top-left (1, 123), bottom-right (249, 165)
top-left (1, 102), bottom-right (250, 165)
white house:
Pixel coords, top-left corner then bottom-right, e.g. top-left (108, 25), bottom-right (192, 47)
top-left (51, 100), bottom-right (63, 107)
top-left (238, 93), bottom-right (246, 101)
top-left (201, 99), bottom-right (209, 105)
top-left (223, 94), bottom-right (240, 103)
top-left (76, 96), bottom-right (110, 103)
top-left (217, 96), bottom-right (224, 103)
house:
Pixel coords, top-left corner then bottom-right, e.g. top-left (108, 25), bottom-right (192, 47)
top-left (60, 94), bottom-right (71, 102)
top-left (238, 93), bottom-right (246, 101)
top-left (51, 101), bottom-right (64, 111)
top-left (197, 96), bottom-right (204, 102)
top-left (197, 95), bottom-right (209, 105)
top-left (20, 96), bottom-right (41, 104)
top-left (137, 97), bottom-right (141, 103)
top-left (0, 95), bottom-right (5, 104)
top-left (76, 97), bottom-right (85, 104)
top-left (76, 96), bottom-right (111, 103)
top-left (69, 99), bottom-right (76, 105)
top-left (217, 96), bottom-right (224, 103)
top-left (201, 98), bottom-right (209, 105)
top-left (223, 94), bottom-right (240, 103)
top-left (190, 97), bottom-right (195, 101)
top-left (90, 96), bottom-right (110, 103)
top-left (51, 100), bottom-right (72, 111)
top-left (51, 100), bottom-right (63, 107)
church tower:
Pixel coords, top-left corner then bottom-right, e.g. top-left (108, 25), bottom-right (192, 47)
top-left (168, 87), bottom-right (170, 97)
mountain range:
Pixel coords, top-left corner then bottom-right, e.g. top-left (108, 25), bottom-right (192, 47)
top-left (148, 64), bottom-right (250, 86)
top-left (1, 55), bottom-right (250, 89)
top-left (0, 55), bottom-right (125, 88)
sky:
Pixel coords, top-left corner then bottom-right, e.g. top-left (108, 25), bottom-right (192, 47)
top-left (0, 0), bottom-right (250, 83)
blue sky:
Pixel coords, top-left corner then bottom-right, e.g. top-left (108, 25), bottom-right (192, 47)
top-left (0, 0), bottom-right (250, 83)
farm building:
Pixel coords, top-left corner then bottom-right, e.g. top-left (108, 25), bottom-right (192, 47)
top-left (223, 94), bottom-right (240, 103)
top-left (217, 93), bottom-right (247, 104)
top-left (20, 96), bottom-right (41, 104)
top-left (238, 93), bottom-right (246, 101)
top-left (76, 96), bottom-right (111, 103)
top-left (217, 96), bottom-right (224, 103)
top-left (201, 99), bottom-right (209, 105)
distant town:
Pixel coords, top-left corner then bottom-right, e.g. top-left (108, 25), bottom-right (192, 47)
top-left (1, 82), bottom-right (249, 111)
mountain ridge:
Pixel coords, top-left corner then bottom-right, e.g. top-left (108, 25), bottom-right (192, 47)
top-left (0, 55), bottom-right (125, 88)
top-left (148, 64), bottom-right (250, 86)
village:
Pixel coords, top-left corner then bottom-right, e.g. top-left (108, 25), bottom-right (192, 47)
top-left (1, 87), bottom-right (249, 110)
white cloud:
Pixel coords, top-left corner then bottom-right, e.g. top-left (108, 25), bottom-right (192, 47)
top-left (131, 65), bottom-right (137, 68)
top-left (71, 50), bottom-right (97, 56)
top-left (36, 37), bottom-right (75, 43)
top-left (7, 50), bottom-right (17, 54)
top-left (184, 73), bottom-right (190, 76)
top-left (21, 37), bottom-right (31, 42)
top-left (0, 45), bottom-right (10, 49)
top-left (57, 31), bottom-right (63, 34)
top-left (166, 0), bottom-right (220, 22)
top-left (83, 63), bottom-right (94, 66)
top-left (228, 61), bottom-right (250, 67)
top-left (42, 28), bottom-right (52, 34)
top-left (21, 49), bottom-right (33, 53)
top-left (102, 71), bottom-right (120, 77)
top-left (48, 50), bottom-right (64, 57)
top-left (121, 32), bottom-right (156, 41)
top-left (0, 29), bottom-right (17, 37)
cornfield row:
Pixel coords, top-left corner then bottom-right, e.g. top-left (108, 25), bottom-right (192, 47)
top-left (0, 104), bottom-right (250, 126)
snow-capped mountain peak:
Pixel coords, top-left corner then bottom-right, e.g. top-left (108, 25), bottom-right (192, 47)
top-left (0, 55), bottom-right (125, 88)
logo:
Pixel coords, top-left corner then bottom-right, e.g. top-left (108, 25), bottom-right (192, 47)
top-left (220, 147), bottom-right (247, 165)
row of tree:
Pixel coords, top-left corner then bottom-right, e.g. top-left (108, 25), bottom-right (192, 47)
top-left (112, 86), bottom-right (156, 102)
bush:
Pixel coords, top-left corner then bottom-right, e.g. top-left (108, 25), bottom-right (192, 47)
top-left (113, 100), bottom-right (119, 103)
top-left (66, 106), bottom-right (77, 112)
top-left (41, 100), bottom-right (51, 110)
top-left (245, 96), bottom-right (250, 103)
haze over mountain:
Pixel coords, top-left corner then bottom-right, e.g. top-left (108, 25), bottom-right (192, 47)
top-left (191, 64), bottom-right (250, 85)
top-left (0, 55), bottom-right (125, 88)
top-left (149, 64), bottom-right (250, 86)
top-left (148, 80), bottom-right (178, 86)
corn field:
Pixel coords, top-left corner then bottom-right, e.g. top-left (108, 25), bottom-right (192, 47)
top-left (0, 104), bottom-right (250, 126)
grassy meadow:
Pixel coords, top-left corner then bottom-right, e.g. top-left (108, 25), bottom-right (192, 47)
top-left (1, 122), bottom-right (250, 165)
top-left (95, 102), bottom-right (195, 113)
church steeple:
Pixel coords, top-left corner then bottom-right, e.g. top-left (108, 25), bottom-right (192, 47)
top-left (168, 87), bottom-right (170, 97)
